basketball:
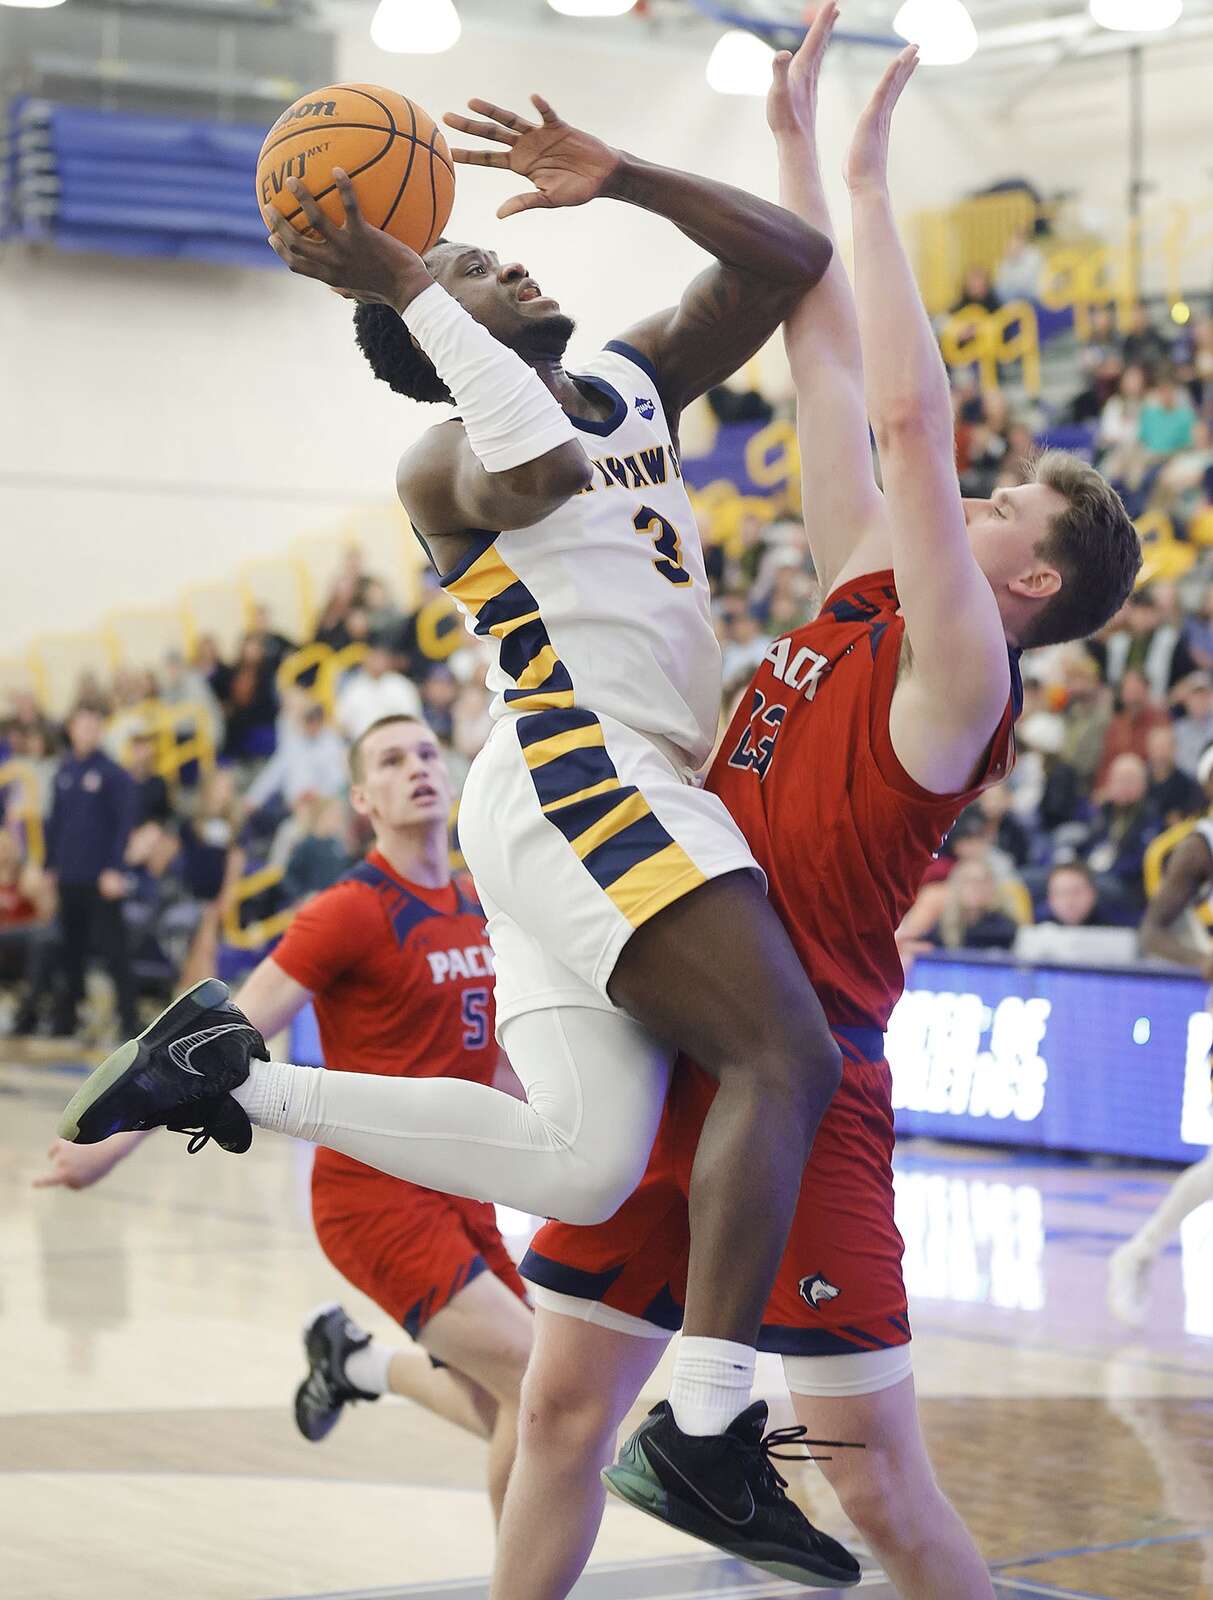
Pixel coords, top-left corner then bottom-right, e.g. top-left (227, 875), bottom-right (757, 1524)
top-left (256, 83), bottom-right (455, 253)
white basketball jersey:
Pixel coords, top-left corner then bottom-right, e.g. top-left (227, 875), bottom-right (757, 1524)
top-left (437, 343), bottom-right (722, 770)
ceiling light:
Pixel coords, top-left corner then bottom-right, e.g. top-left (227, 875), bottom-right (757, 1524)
top-left (0, 0), bottom-right (69, 9)
top-left (370, 0), bottom-right (461, 54)
top-left (706, 30), bottom-right (776, 96)
top-left (893, 0), bottom-right (978, 65)
top-left (547, 0), bottom-right (637, 15)
top-left (1089, 0), bottom-right (1182, 30)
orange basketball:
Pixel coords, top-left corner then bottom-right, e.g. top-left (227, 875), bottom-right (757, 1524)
top-left (256, 83), bottom-right (455, 253)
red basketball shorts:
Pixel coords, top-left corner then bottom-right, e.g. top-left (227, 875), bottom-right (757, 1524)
top-left (311, 1154), bottom-right (527, 1339)
top-left (522, 1027), bottom-right (910, 1356)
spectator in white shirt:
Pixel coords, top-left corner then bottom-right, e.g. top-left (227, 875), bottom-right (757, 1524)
top-left (1172, 672), bottom-right (1213, 778)
top-left (335, 643), bottom-right (423, 742)
top-left (243, 699), bottom-right (348, 814)
top-left (994, 228), bottom-right (1045, 304)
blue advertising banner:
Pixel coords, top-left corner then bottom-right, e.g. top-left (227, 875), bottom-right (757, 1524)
top-left (890, 954), bottom-right (1213, 1163)
top-left (290, 954), bottom-right (1213, 1167)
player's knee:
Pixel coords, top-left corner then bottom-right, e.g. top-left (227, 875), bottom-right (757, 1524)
top-left (714, 1031), bottom-right (843, 1112)
top-left (829, 1450), bottom-right (938, 1550)
top-left (518, 1370), bottom-right (617, 1460)
top-left (549, 1150), bottom-right (648, 1226)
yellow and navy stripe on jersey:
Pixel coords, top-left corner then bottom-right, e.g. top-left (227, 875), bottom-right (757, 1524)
top-left (444, 535), bottom-right (574, 714)
top-left (516, 707), bottom-right (705, 927)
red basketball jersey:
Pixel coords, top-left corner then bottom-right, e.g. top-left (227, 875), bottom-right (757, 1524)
top-left (707, 569), bottom-right (1020, 1031)
top-left (272, 849), bottom-right (496, 1181)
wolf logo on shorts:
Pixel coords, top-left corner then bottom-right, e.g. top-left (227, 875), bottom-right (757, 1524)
top-left (798, 1274), bottom-right (841, 1309)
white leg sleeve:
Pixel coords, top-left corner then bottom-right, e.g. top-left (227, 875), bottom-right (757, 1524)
top-left (233, 1007), bottom-right (672, 1226)
top-left (1130, 1148), bottom-right (1213, 1256)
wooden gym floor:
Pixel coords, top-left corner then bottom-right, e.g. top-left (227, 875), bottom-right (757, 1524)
top-left (2, 1056), bottom-right (1211, 1600)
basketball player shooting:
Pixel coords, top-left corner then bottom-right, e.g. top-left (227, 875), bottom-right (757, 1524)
top-left (58, 91), bottom-right (863, 1581)
top-left (475, 15), bottom-right (1142, 1598)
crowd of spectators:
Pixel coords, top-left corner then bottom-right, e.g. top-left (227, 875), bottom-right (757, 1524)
top-left (0, 547), bottom-right (495, 1042)
top-left (7, 292), bottom-right (1213, 1039)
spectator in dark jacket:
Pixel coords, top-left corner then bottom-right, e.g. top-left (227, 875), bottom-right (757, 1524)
top-left (213, 636), bottom-right (279, 762)
top-left (126, 728), bottom-right (172, 827)
top-left (1082, 753), bottom-right (1161, 916)
top-left (974, 784), bottom-right (1032, 868)
top-left (41, 705), bottom-right (139, 1037)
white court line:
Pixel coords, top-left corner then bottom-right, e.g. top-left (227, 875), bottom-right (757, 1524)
top-left (270, 1554), bottom-right (888, 1600)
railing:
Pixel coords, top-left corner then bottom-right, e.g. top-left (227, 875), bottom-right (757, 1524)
top-left (912, 190), bottom-right (1044, 316)
top-left (315, 642), bottom-right (369, 717)
top-left (110, 699), bottom-right (217, 783)
top-left (914, 190), bottom-right (1213, 325)
top-left (276, 641), bottom-right (333, 700)
top-left (11, 513), bottom-right (426, 719)
top-left (1134, 510), bottom-right (1195, 586)
top-left (220, 862), bottom-right (294, 951)
top-left (413, 592), bottom-right (466, 665)
top-left (938, 300), bottom-right (1041, 395)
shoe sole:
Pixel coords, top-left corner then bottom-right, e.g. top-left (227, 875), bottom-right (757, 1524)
top-left (295, 1304), bottom-right (353, 1445)
top-left (293, 1374), bottom-right (341, 1443)
top-left (601, 1465), bottom-right (861, 1590)
top-left (57, 979), bottom-right (229, 1144)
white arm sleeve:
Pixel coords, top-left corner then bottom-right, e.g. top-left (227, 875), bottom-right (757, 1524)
top-left (401, 283), bottom-right (579, 474)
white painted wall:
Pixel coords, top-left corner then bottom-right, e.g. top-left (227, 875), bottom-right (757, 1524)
top-left (2, 5), bottom-right (1210, 656)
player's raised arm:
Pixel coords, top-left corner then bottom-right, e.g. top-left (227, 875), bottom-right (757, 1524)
top-left (444, 92), bottom-right (831, 425)
top-left (846, 49), bottom-right (1010, 776)
top-left (771, 3), bottom-right (887, 592)
top-left (267, 170), bottom-right (592, 538)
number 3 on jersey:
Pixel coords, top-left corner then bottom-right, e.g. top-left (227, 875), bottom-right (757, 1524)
top-left (728, 688), bottom-right (786, 780)
top-left (633, 505), bottom-right (692, 586)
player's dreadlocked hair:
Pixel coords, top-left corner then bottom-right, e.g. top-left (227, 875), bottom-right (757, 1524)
top-left (353, 243), bottom-right (453, 404)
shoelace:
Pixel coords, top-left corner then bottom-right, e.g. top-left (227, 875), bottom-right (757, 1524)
top-left (749, 1423), bottom-right (866, 1495)
top-left (165, 1121), bottom-right (214, 1154)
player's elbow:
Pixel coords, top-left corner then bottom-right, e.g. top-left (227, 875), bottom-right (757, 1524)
top-left (772, 224), bottom-right (833, 292)
top-left (799, 226), bottom-right (834, 287)
top-left (872, 401), bottom-right (952, 451)
top-left (496, 441), bottom-right (595, 502)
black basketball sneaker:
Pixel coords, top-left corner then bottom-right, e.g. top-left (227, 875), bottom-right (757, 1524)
top-left (294, 1304), bottom-right (382, 1443)
top-left (56, 978), bottom-right (267, 1154)
top-left (602, 1400), bottom-right (863, 1588)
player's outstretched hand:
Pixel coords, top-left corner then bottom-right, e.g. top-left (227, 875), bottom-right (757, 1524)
top-left (767, 0), bottom-right (838, 142)
top-left (443, 95), bottom-right (622, 220)
top-left (33, 1135), bottom-right (128, 1191)
top-left (267, 169), bottom-right (434, 310)
top-left (845, 43), bottom-right (918, 196)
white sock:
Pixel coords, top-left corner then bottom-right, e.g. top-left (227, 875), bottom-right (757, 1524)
top-left (342, 1338), bottom-right (395, 1398)
top-left (221, 1013), bottom-right (672, 1227)
top-left (668, 1336), bottom-right (756, 1435)
top-left (231, 1058), bottom-right (296, 1127)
